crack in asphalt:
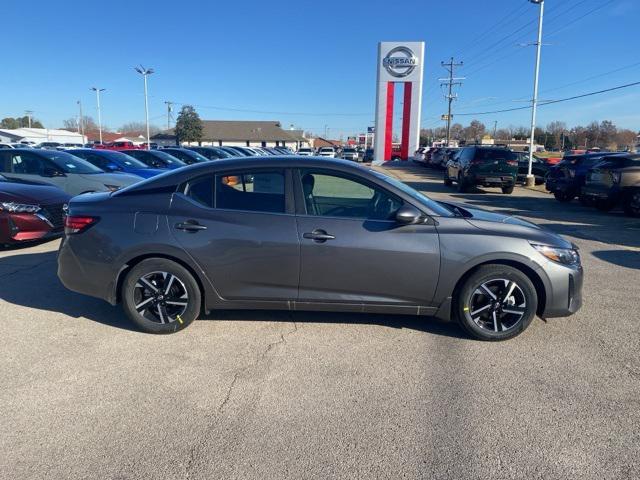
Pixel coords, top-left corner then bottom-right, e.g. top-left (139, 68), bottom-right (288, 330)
top-left (185, 317), bottom-right (299, 479)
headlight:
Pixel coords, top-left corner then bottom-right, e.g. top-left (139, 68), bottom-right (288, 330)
top-left (0, 202), bottom-right (42, 214)
top-left (531, 244), bottom-right (580, 266)
top-left (103, 184), bottom-right (121, 192)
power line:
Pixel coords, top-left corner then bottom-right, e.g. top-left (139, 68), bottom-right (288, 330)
top-left (546, 0), bottom-right (617, 37)
top-left (454, 80), bottom-right (640, 116)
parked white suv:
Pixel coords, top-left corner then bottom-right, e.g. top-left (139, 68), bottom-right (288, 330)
top-left (318, 147), bottom-right (336, 158)
top-left (297, 147), bottom-right (314, 156)
top-left (341, 147), bottom-right (359, 161)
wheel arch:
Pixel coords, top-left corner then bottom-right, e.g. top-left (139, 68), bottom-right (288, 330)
top-left (451, 259), bottom-right (547, 317)
top-left (113, 253), bottom-right (208, 308)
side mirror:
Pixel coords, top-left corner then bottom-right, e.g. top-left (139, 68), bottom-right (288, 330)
top-left (395, 204), bottom-right (423, 225)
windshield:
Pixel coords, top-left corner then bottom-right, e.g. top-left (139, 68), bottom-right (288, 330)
top-left (166, 149), bottom-right (208, 163)
top-left (38, 150), bottom-right (103, 174)
top-left (369, 169), bottom-right (454, 217)
top-left (343, 148), bottom-right (356, 153)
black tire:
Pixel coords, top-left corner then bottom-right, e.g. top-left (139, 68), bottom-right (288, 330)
top-left (454, 265), bottom-right (538, 341)
top-left (122, 258), bottom-right (201, 334)
top-left (502, 185), bottom-right (515, 195)
top-left (457, 174), bottom-right (468, 193)
top-left (554, 191), bottom-right (575, 202)
top-left (623, 190), bottom-right (640, 217)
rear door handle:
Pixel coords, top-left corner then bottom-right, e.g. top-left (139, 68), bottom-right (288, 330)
top-left (175, 221), bottom-right (207, 232)
top-left (303, 229), bottom-right (335, 242)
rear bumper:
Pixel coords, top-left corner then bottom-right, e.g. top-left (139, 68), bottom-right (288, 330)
top-left (471, 175), bottom-right (515, 187)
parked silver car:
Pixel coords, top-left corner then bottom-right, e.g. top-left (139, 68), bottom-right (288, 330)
top-left (0, 149), bottom-right (143, 196)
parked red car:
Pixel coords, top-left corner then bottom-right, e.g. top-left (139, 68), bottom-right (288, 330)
top-left (94, 141), bottom-right (145, 151)
top-left (0, 175), bottom-right (70, 245)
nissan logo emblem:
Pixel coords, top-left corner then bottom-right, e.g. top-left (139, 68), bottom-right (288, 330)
top-left (382, 46), bottom-right (418, 78)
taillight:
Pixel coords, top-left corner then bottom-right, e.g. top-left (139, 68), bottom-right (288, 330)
top-left (64, 216), bottom-right (98, 235)
top-left (506, 160), bottom-right (518, 166)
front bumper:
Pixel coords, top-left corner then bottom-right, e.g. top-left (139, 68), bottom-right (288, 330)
top-left (546, 177), bottom-right (576, 193)
top-left (0, 213), bottom-right (62, 244)
top-left (540, 261), bottom-right (584, 318)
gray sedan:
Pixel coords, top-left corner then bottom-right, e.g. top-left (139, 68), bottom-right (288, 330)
top-left (0, 149), bottom-right (143, 195)
top-left (57, 156), bottom-right (583, 340)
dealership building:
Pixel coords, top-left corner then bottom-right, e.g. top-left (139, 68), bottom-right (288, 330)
top-left (151, 120), bottom-right (309, 149)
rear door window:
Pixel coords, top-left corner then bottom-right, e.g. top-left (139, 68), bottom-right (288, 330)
top-left (10, 152), bottom-right (45, 175)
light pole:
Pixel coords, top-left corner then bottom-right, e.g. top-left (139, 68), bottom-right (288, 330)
top-left (526, 0), bottom-right (545, 187)
top-left (91, 87), bottom-right (106, 144)
top-left (24, 110), bottom-right (34, 128)
top-left (77, 100), bottom-right (85, 141)
top-left (135, 65), bottom-right (154, 150)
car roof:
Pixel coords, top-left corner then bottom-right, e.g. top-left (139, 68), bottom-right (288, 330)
top-left (115, 156), bottom-right (371, 195)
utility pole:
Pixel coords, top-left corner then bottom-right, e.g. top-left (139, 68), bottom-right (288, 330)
top-left (527, 0), bottom-right (545, 187)
top-left (91, 87), bottom-right (106, 144)
top-left (164, 101), bottom-right (173, 130)
top-left (493, 120), bottom-right (498, 140)
top-left (24, 110), bottom-right (34, 128)
top-left (440, 58), bottom-right (464, 147)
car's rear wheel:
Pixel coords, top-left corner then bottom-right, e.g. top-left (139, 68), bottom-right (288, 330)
top-left (122, 258), bottom-right (201, 334)
top-left (454, 265), bottom-right (537, 341)
top-left (623, 190), bottom-right (640, 217)
top-left (502, 185), bottom-right (514, 194)
top-left (554, 191), bottom-right (575, 202)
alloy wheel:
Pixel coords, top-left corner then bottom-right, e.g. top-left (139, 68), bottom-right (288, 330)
top-left (133, 271), bottom-right (189, 324)
top-left (465, 278), bottom-right (527, 333)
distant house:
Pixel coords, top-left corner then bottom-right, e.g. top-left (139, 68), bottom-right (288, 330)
top-left (313, 137), bottom-right (342, 149)
top-left (0, 128), bottom-right (86, 145)
top-left (151, 120), bottom-right (309, 149)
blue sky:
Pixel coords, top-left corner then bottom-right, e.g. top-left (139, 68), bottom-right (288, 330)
top-left (2, 0), bottom-right (639, 138)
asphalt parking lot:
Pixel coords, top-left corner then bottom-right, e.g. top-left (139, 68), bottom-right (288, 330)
top-left (1, 162), bottom-right (639, 480)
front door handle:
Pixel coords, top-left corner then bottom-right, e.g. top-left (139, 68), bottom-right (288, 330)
top-left (175, 221), bottom-right (207, 232)
top-left (303, 229), bottom-right (335, 243)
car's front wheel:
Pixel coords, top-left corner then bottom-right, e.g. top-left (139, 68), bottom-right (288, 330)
top-left (122, 258), bottom-right (201, 334)
top-left (554, 190), bottom-right (575, 202)
top-left (502, 185), bottom-right (515, 194)
top-left (455, 265), bottom-right (538, 341)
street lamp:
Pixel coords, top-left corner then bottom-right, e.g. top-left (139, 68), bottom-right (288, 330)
top-left (90, 87), bottom-right (106, 144)
top-left (135, 65), bottom-right (154, 150)
top-left (526, 0), bottom-right (545, 187)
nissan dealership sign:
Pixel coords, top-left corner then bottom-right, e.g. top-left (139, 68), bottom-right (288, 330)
top-left (382, 46), bottom-right (418, 78)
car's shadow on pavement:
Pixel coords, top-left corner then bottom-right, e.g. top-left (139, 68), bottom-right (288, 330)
top-left (0, 250), bottom-right (468, 339)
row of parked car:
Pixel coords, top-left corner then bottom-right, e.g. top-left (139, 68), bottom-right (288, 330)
top-left (0, 145), bottom-right (296, 246)
top-left (413, 145), bottom-right (639, 216)
top-left (297, 146), bottom-right (374, 162)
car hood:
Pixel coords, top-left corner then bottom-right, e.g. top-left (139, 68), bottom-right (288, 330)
top-left (0, 181), bottom-right (70, 205)
top-left (442, 201), bottom-right (573, 249)
top-left (78, 172), bottom-right (143, 186)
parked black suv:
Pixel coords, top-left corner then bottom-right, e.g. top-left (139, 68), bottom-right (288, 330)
top-left (581, 154), bottom-right (640, 215)
top-left (444, 146), bottom-right (518, 194)
top-left (514, 152), bottom-right (549, 185)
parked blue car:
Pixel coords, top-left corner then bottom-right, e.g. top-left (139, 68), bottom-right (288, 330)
top-left (120, 149), bottom-right (186, 170)
top-left (67, 149), bottom-right (166, 179)
top-left (546, 152), bottom-right (625, 202)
